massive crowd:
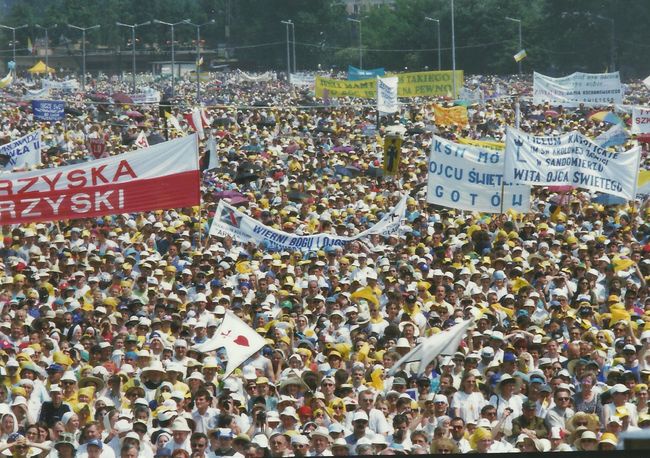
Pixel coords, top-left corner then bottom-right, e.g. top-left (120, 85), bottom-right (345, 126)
top-left (0, 68), bottom-right (648, 457)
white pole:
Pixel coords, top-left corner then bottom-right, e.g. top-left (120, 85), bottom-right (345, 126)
top-left (451, 0), bottom-right (456, 98)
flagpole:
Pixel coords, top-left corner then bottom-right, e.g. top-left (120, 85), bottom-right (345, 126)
top-left (197, 133), bottom-right (203, 246)
top-left (501, 96), bottom-right (520, 214)
top-left (630, 138), bottom-right (643, 218)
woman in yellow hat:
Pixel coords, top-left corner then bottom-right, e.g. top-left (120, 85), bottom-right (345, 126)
top-left (469, 427), bottom-right (493, 453)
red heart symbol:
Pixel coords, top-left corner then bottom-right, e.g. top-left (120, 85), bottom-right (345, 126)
top-left (233, 335), bottom-right (249, 347)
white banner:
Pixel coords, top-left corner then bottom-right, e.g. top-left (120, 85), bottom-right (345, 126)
top-left (533, 71), bottom-right (623, 106)
top-left (128, 88), bottom-right (161, 104)
top-left (236, 70), bottom-right (276, 83)
top-left (632, 107), bottom-right (650, 135)
top-left (427, 135), bottom-right (530, 213)
top-left (42, 79), bottom-right (79, 91)
top-left (377, 76), bottom-right (399, 114)
top-left (0, 131), bottom-right (41, 170)
top-left (504, 126), bottom-right (640, 200)
top-left (459, 86), bottom-right (484, 103)
top-left (210, 195), bottom-right (407, 251)
top-left (22, 88), bottom-right (50, 101)
top-left (289, 73), bottom-right (315, 88)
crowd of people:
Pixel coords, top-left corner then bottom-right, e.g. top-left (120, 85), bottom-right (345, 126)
top-left (0, 67), bottom-right (648, 457)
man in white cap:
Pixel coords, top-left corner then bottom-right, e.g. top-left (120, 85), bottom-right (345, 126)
top-left (348, 389), bottom-right (388, 436)
top-left (602, 383), bottom-right (638, 427)
top-left (310, 427), bottom-right (333, 456)
top-left (164, 417), bottom-right (192, 453)
top-left (172, 339), bottom-right (190, 366)
top-left (290, 435), bottom-right (310, 457)
top-left (275, 406), bottom-right (300, 434)
top-left (345, 410), bottom-right (375, 447)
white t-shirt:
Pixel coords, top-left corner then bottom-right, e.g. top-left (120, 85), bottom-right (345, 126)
top-left (451, 391), bottom-right (487, 424)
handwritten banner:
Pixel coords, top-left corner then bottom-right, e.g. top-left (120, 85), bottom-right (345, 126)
top-left (504, 126), bottom-right (640, 200)
top-left (0, 131), bottom-right (41, 169)
top-left (210, 195), bottom-right (407, 251)
top-left (533, 71), bottom-right (623, 106)
top-left (427, 135), bottom-right (530, 213)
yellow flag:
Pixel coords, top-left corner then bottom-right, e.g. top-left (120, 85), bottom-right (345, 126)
top-left (514, 49), bottom-right (527, 62)
top-left (433, 105), bottom-right (469, 127)
top-left (383, 136), bottom-right (402, 176)
top-left (370, 367), bottom-right (384, 391)
top-left (612, 257), bottom-right (635, 272)
top-left (351, 286), bottom-right (380, 306)
top-left (0, 71), bottom-right (13, 89)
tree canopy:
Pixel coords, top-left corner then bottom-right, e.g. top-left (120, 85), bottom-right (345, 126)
top-left (3, 0), bottom-right (650, 77)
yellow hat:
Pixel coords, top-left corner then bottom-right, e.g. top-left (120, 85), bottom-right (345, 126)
top-left (470, 427), bottom-right (493, 449)
top-left (616, 406), bottom-right (630, 418)
top-left (11, 387), bottom-right (27, 398)
top-left (78, 387), bottom-right (95, 399)
top-left (104, 297), bottom-right (119, 308)
top-left (53, 351), bottom-right (74, 367)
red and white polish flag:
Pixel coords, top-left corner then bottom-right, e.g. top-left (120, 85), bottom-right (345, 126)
top-left (0, 134), bottom-right (200, 225)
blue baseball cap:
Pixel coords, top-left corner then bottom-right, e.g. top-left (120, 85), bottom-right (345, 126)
top-left (87, 439), bottom-right (103, 449)
top-left (503, 352), bottom-right (517, 363)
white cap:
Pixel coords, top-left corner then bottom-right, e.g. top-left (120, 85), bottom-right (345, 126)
top-left (433, 394), bottom-right (448, 404)
top-left (352, 410), bottom-right (369, 422)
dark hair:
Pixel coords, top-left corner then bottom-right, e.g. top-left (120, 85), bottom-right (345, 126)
top-left (120, 444), bottom-right (140, 457)
top-left (190, 432), bottom-right (208, 442)
top-left (194, 389), bottom-right (212, 401)
top-left (217, 414), bottom-right (234, 428)
top-left (79, 421), bottom-right (101, 443)
top-left (393, 414), bottom-right (408, 427)
top-left (481, 405), bottom-right (496, 415)
top-left (450, 416), bottom-right (465, 426)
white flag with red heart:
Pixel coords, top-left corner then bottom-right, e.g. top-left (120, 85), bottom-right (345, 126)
top-left (134, 131), bottom-right (149, 149)
top-left (194, 311), bottom-right (266, 378)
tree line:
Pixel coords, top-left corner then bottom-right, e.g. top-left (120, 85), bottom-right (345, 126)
top-left (3, 0), bottom-right (650, 77)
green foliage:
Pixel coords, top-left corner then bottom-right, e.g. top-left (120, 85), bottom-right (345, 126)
top-left (3, 0), bottom-right (650, 77)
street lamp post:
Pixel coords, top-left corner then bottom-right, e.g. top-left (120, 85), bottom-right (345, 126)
top-left (0, 24), bottom-right (28, 74)
top-left (291, 21), bottom-right (296, 73)
top-left (450, 0), bottom-right (456, 98)
top-left (67, 24), bottom-right (100, 92)
top-left (35, 24), bottom-right (57, 71)
top-left (116, 21), bottom-right (151, 93)
top-left (185, 19), bottom-right (215, 102)
top-left (347, 17), bottom-right (362, 70)
top-left (154, 19), bottom-right (190, 97)
top-left (425, 17), bottom-right (440, 70)
top-left (563, 12), bottom-right (616, 71)
top-left (505, 16), bottom-right (522, 74)
top-left (281, 20), bottom-right (292, 79)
